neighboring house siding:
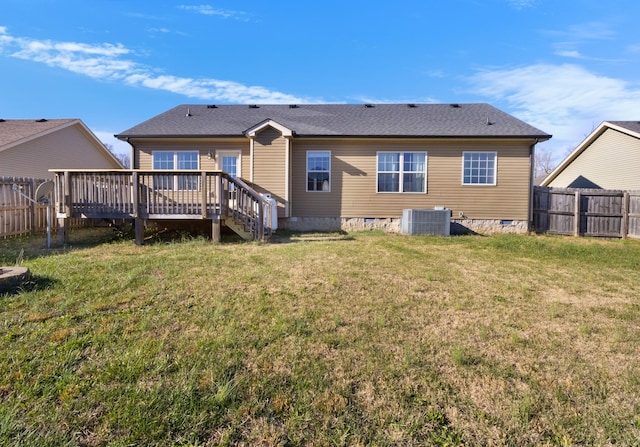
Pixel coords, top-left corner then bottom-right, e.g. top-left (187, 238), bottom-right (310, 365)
top-left (291, 139), bottom-right (531, 220)
top-left (0, 125), bottom-right (120, 179)
top-left (547, 129), bottom-right (640, 189)
top-left (252, 128), bottom-right (288, 217)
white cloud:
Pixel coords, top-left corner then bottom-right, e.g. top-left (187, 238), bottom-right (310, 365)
top-left (178, 5), bottom-right (249, 21)
top-left (0, 28), bottom-right (305, 104)
top-left (627, 44), bottom-right (640, 53)
top-left (468, 64), bottom-right (640, 160)
top-left (555, 50), bottom-right (583, 59)
top-left (542, 22), bottom-right (616, 41)
top-left (507, 0), bottom-right (537, 9)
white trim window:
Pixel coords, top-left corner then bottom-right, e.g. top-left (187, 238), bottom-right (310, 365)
top-left (377, 152), bottom-right (427, 193)
top-left (462, 152), bottom-right (497, 185)
top-left (152, 151), bottom-right (199, 190)
top-left (307, 151), bottom-right (331, 192)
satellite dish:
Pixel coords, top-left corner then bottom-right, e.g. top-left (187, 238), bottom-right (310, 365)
top-left (11, 180), bottom-right (54, 248)
top-left (35, 180), bottom-right (54, 203)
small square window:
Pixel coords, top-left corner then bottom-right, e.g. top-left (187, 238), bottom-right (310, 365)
top-left (462, 152), bottom-right (497, 185)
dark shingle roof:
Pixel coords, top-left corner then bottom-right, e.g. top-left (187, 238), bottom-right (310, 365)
top-left (0, 119), bottom-right (78, 148)
top-left (608, 121), bottom-right (640, 135)
top-left (117, 103), bottom-right (551, 139)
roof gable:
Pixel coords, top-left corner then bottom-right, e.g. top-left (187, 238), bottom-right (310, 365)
top-left (0, 118), bottom-right (123, 168)
top-left (541, 121), bottom-right (640, 186)
top-left (245, 119), bottom-right (293, 137)
top-left (117, 103), bottom-right (552, 140)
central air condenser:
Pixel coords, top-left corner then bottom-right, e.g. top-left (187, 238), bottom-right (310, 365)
top-left (400, 208), bottom-right (451, 236)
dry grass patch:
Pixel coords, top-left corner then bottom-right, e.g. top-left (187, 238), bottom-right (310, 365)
top-left (1, 229), bottom-right (640, 445)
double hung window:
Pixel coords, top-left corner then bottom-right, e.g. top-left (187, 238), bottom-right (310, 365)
top-left (462, 152), bottom-right (496, 185)
top-left (307, 151), bottom-right (331, 192)
top-left (152, 151), bottom-right (199, 190)
top-left (377, 152), bottom-right (427, 193)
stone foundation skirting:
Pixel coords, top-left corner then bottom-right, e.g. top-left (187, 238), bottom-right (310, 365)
top-left (280, 217), bottom-right (529, 235)
top-left (450, 219), bottom-right (528, 235)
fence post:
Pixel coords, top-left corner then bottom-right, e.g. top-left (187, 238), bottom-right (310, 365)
top-left (29, 178), bottom-right (36, 235)
top-left (574, 190), bottom-right (581, 237)
top-left (622, 192), bottom-right (630, 239)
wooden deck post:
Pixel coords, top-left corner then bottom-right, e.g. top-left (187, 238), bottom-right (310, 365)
top-left (134, 218), bottom-right (145, 245)
top-left (131, 172), bottom-right (145, 245)
top-left (201, 171), bottom-right (208, 219)
top-left (132, 171), bottom-right (140, 218)
top-left (58, 218), bottom-right (69, 244)
top-left (211, 216), bottom-right (221, 243)
top-left (58, 171), bottom-right (71, 244)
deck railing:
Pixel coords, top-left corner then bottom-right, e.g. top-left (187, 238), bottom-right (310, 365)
top-left (51, 170), bottom-right (273, 241)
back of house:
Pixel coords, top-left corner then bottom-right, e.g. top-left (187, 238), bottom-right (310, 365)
top-left (117, 103), bottom-right (551, 234)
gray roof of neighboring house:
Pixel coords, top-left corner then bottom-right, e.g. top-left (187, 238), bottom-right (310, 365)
top-left (608, 121), bottom-right (640, 135)
top-left (117, 103), bottom-right (551, 139)
top-left (0, 119), bottom-right (77, 149)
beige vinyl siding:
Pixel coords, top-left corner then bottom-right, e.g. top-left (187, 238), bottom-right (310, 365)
top-left (252, 128), bottom-right (288, 217)
top-left (0, 124), bottom-right (121, 179)
top-left (135, 139), bottom-right (248, 174)
top-left (548, 129), bottom-right (640, 189)
top-left (291, 139), bottom-right (532, 220)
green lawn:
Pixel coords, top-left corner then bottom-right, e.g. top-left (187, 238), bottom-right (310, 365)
top-left (1, 228), bottom-right (640, 446)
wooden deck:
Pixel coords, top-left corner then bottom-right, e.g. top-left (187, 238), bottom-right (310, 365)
top-left (51, 170), bottom-right (274, 243)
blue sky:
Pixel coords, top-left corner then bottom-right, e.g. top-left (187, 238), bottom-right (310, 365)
top-left (1, 0), bottom-right (640, 164)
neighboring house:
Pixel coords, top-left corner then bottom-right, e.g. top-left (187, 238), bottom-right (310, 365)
top-left (116, 103), bottom-right (551, 234)
top-left (0, 118), bottom-right (122, 179)
top-left (541, 121), bottom-right (640, 190)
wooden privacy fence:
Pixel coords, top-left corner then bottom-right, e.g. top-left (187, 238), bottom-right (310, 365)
top-left (1, 176), bottom-right (88, 239)
top-left (533, 186), bottom-right (640, 239)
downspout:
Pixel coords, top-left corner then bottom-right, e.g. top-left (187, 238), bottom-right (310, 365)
top-left (126, 137), bottom-right (137, 169)
top-left (528, 138), bottom-right (539, 233)
top-left (284, 136), bottom-right (291, 217)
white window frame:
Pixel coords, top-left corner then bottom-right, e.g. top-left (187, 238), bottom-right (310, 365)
top-left (306, 151), bottom-right (331, 192)
top-left (462, 151), bottom-right (497, 186)
top-left (376, 151), bottom-right (427, 193)
top-left (152, 150), bottom-right (200, 191)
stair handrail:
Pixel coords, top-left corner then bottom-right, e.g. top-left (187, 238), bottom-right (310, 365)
top-left (222, 173), bottom-right (273, 241)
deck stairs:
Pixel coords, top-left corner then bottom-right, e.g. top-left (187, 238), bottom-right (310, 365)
top-left (50, 169), bottom-right (274, 243)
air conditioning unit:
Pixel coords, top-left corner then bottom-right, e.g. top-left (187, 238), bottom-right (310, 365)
top-left (400, 208), bottom-right (451, 236)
